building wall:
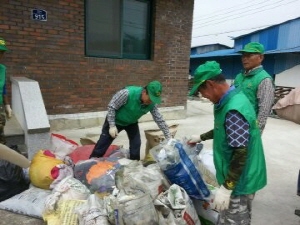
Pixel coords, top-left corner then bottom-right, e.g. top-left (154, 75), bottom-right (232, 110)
top-left (191, 44), bottom-right (230, 55)
top-left (0, 0), bottom-right (193, 116)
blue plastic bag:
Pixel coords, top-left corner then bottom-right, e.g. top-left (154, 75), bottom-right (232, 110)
top-left (163, 142), bottom-right (210, 199)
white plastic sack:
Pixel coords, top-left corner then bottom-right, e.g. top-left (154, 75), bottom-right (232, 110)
top-left (75, 194), bottom-right (110, 225)
top-left (154, 184), bottom-right (201, 225)
top-left (44, 176), bottom-right (90, 213)
top-left (115, 193), bottom-right (159, 225)
top-left (51, 133), bottom-right (79, 159)
top-left (115, 161), bottom-right (168, 200)
top-left (0, 186), bottom-right (51, 218)
top-left (192, 199), bottom-right (219, 225)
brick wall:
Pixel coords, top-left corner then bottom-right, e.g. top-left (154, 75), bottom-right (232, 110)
top-left (0, 0), bottom-right (194, 115)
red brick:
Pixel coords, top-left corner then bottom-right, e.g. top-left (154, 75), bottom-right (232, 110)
top-left (0, 0), bottom-right (193, 115)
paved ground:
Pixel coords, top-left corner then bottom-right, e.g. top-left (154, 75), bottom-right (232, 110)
top-left (1, 99), bottom-right (300, 224)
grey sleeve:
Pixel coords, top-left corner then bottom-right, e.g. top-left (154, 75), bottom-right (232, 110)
top-left (107, 89), bottom-right (129, 127)
top-left (150, 106), bottom-right (171, 139)
top-left (257, 78), bottom-right (275, 133)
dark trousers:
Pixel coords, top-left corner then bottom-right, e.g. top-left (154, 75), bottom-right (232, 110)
top-left (0, 105), bottom-right (6, 144)
top-left (89, 118), bottom-right (141, 160)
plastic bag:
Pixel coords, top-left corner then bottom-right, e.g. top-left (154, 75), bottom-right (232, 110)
top-left (0, 158), bottom-right (30, 202)
top-left (0, 186), bottom-right (51, 218)
top-left (50, 133), bottom-right (79, 159)
top-left (151, 139), bottom-right (210, 200)
top-left (144, 124), bottom-right (179, 163)
top-left (154, 184), bottom-right (201, 225)
top-left (43, 199), bottom-right (85, 225)
top-left (44, 176), bottom-right (90, 214)
top-left (115, 161), bottom-right (169, 200)
top-left (30, 150), bottom-right (65, 189)
top-left (74, 158), bottom-right (120, 194)
top-left (75, 194), bottom-right (110, 225)
top-left (115, 193), bottom-right (159, 225)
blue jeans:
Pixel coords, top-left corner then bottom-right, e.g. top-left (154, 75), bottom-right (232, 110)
top-left (89, 118), bottom-right (141, 160)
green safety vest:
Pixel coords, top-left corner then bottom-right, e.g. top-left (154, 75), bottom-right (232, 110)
top-left (115, 86), bottom-right (155, 126)
top-left (234, 67), bottom-right (273, 115)
top-left (213, 87), bottom-right (267, 195)
top-left (0, 64), bottom-right (6, 104)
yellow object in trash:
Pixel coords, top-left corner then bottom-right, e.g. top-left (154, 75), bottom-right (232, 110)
top-left (43, 199), bottom-right (85, 225)
top-left (29, 150), bottom-right (64, 190)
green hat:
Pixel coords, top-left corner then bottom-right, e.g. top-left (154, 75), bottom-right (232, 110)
top-left (147, 80), bottom-right (162, 104)
top-left (238, 42), bottom-right (264, 54)
top-left (0, 38), bottom-right (8, 51)
top-left (189, 61), bottom-right (222, 96)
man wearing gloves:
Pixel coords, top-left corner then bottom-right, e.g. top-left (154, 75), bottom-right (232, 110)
top-left (0, 38), bottom-right (13, 144)
top-left (89, 80), bottom-right (171, 160)
top-left (188, 61), bottom-right (267, 224)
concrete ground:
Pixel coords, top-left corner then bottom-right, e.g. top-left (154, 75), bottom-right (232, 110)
top-left (1, 99), bottom-right (300, 224)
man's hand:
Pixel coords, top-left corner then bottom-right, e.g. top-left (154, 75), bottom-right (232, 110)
top-left (5, 104), bottom-right (12, 119)
top-left (187, 135), bottom-right (201, 144)
top-left (212, 185), bottom-right (233, 211)
top-left (109, 126), bottom-right (118, 138)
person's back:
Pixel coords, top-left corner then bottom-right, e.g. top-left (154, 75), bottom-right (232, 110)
top-left (234, 42), bottom-right (275, 133)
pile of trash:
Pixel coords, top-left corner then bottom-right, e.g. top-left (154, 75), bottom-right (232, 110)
top-left (0, 133), bottom-right (219, 225)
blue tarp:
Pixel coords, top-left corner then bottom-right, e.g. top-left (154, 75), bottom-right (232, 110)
top-left (190, 46), bottom-right (300, 59)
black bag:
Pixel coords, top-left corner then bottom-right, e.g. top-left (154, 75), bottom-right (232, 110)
top-left (0, 159), bottom-right (30, 202)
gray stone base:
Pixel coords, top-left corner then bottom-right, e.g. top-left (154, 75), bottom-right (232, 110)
top-left (49, 106), bottom-right (187, 131)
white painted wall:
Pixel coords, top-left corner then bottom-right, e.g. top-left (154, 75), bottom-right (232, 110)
top-left (275, 65), bottom-right (300, 88)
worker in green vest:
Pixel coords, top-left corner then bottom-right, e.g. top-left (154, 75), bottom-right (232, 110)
top-left (0, 37), bottom-right (13, 144)
top-left (188, 61), bottom-right (267, 224)
top-left (89, 80), bottom-right (171, 160)
top-left (234, 42), bottom-right (274, 134)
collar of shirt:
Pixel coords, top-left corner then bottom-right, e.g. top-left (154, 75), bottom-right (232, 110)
top-left (244, 65), bottom-right (262, 75)
top-left (216, 85), bottom-right (236, 107)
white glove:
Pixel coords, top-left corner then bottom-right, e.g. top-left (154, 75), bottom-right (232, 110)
top-left (187, 135), bottom-right (201, 144)
top-left (212, 185), bottom-right (233, 211)
top-left (109, 126), bottom-right (118, 138)
top-left (5, 104), bottom-right (12, 119)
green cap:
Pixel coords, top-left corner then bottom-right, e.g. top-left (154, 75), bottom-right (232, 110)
top-left (238, 42), bottom-right (264, 54)
top-left (147, 80), bottom-right (162, 104)
top-left (189, 61), bottom-right (222, 96)
top-left (0, 38), bottom-right (8, 51)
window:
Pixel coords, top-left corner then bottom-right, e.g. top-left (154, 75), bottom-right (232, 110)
top-left (85, 0), bottom-right (152, 60)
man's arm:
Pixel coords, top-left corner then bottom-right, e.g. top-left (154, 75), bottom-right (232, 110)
top-left (211, 110), bottom-right (250, 211)
top-left (3, 83), bottom-right (12, 118)
top-left (257, 78), bottom-right (275, 133)
top-left (200, 129), bottom-right (214, 141)
top-left (150, 106), bottom-right (171, 139)
top-left (223, 110), bottom-right (249, 190)
top-left (107, 89), bottom-right (128, 127)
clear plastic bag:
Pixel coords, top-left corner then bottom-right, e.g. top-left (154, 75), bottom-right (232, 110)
top-left (151, 139), bottom-right (210, 200)
top-left (116, 193), bottom-right (158, 225)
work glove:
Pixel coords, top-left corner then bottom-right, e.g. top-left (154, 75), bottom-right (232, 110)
top-left (109, 126), bottom-right (118, 138)
top-left (187, 135), bottom-right (202, 144)
top-left (212, 185), bottom-right (233, 211)
top-left (5, 104), bottom-right (12, 119)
